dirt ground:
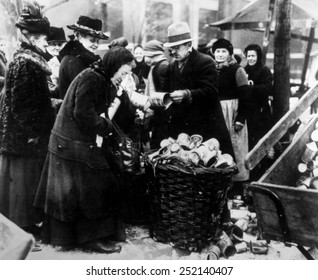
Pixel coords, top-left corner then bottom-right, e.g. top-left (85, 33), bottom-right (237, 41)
top-left (26, 224), bottom-right (316, 260)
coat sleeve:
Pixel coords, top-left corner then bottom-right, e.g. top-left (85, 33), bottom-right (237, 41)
top-left (10, 60), bottom-right (54, 139)
top-left (251, 66), bottom-right (273, 104)
top-left (188, 56), bottom-right (218, 105)
top-left (235, 67), bottom-right (250, 124)
top-left (73, 73), bottom-right (113, 137)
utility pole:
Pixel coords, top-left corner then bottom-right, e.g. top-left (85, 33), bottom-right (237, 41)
top-left (272, 0), bottom-right (292, 124)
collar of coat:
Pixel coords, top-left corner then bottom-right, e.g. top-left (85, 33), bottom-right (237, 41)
top-left (59, 40), bottom-right (100, 66)
top-left (14, 44), bottom-right (52, 76)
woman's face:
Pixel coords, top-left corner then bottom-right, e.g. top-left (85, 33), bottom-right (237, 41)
top-left (30, 34), bottom-right (48, 53)
top-left (78, 34), bottom-right (100, 53)
top-left (134, 47), bottom-right (144, 62)
top-left (214, 48), bottom-right (230, 63)
top-left (46, 41), bottom-right (66, 57)
top-left (111, 63), bottom-right (133, 86)
top-left (247, 50), bottom-right (258, 66)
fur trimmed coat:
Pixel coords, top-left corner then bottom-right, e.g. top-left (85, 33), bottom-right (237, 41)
top-left (59, 40), bottom-right (100, 99)
top-left (0, 42), bottom-right (55, 158)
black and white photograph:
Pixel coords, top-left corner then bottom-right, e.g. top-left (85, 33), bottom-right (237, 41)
top-left (0, 0), bottom-right (318, 278)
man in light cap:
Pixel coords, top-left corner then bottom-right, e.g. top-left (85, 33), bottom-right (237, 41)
top-left (150, 22), bottom-right (233, 156)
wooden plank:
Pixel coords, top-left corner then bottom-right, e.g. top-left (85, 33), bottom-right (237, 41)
top-left (260, 114), bottom-right (317, 184)
top-left (245, 82), bottom-right (318, 171)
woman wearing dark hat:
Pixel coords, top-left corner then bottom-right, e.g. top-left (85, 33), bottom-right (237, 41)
top-left (212, 38), bottom-right (250, 185)
top-left (132, 44), bottom-right (150, 93)
top-left (34, 46), bottom-right (136, 253)
top-left (244, 44), bottom-right (273, 150)
top-left (46, 26), bottom-right (67, 100)
top-left (58, 15), bottom-right (108, 99)
top-left (0, 1), bottom-right (55, 232)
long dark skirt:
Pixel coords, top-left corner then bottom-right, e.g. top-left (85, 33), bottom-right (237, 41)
top-left (0, 153), bottom-right (44, 227)
top-left (34, 152), bottom-right (125, 246)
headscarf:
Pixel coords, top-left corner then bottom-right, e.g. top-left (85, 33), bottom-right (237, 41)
top-left (102, 46), bottom-right (134, 79)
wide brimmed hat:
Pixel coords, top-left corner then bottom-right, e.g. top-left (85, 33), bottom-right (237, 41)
top-left (163, 22), bottom-right (193, 48)
top-left (15, 1), bottom-right (50, 35)
top-left (67, 15), bottom-right (108, 40)
top-left (144, 40), bottom-right (164, 57)
top-left (47, 27), bottom-right (67, 43)
top-left (212, 38), bottom-right (234, 55)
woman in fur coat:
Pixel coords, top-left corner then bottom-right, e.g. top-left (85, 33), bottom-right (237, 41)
top-left (0, 2), bottom-right (55, 231)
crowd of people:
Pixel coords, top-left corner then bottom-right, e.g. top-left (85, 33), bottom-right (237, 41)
top-left (0, 1), bottom-right (274, 254)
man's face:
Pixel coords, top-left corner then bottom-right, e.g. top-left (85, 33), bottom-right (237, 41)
top-left (169, 43), bottom-right (190, 61)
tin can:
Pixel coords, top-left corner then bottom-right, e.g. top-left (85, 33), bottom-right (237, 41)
top-left (177, 133), bottom-right (191, 148)
top-left (189, 134), bottom-right (203, 149)
top-left (235, 242), bottom-right (248, 253)
top-left (202, 138), bottom-right (220, 151)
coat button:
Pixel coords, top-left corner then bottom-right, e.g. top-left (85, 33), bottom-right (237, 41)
top-left (89, 145), bottom-right (94, 149)
top-left (57, 144), bottom-right (62, 149)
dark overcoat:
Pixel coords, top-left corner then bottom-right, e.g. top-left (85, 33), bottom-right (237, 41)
top-left (244, 63), bottom-right (273, 148)
top-left (58, 40), bottom-right (100, 99)
top-left (151, 49), bottom-right (234, 156)
top-left (34, 65), bottom-right (119, 222)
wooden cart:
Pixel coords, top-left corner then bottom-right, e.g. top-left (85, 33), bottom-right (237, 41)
top-left (245, 82), bottom-right (318, 259)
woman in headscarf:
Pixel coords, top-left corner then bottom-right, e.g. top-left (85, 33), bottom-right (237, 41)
top-left (244, 44), bottom-right (273, 150)
top-left (212, 38), bottom-right (250, 188)
top-left (132, 44), bottom-right (150, 93)
top-left (0, 1), bottom-right (55, 232)
top-left (34, 47), bottom-right (136, 254)
top-left (58, 15), bottom-right (108, 99)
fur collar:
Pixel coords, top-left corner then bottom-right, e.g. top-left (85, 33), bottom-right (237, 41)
top-left (14, 45), bottom-right (52, 75)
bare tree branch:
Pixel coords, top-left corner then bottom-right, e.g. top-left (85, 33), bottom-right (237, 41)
top-left (42, 0), bottom-right (69, 14)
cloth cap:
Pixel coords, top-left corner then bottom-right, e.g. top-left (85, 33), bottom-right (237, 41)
top-left (163, 22), bottom-right (193, 48)
top-left (47, 27), bottom-right (67, 43)
top-left (15, 1), bottom-right (50, 35)
top-left (67, 15), bottom-right (108, 40)
top-left (212, 38), bottom-right (234, 55)
top-left (143, 40), bottom-right (165, 57)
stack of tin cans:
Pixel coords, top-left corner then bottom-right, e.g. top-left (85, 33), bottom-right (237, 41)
top-left (147, 133), bottom-right (234, 168)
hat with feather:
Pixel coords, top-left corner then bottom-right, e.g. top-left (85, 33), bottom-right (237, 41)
top-left (15, 1), bottom-right (50, 34)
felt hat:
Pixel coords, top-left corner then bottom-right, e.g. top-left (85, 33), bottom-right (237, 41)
top-left (143, 40), bottom-right (165, 57)
top-left (47, 27), bottom-right (67, 43)
top-left (15, 1), bottom-right (50, 35)
top-left (67, 15), bottom-right (108, 40)
top-left (163, 22), bottom-right (193, 48)
top-left (212, 38), bottom-right (234, 55)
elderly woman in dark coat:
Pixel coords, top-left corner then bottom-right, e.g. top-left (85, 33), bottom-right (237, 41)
top-left (244, 44), bottom-right (273, 149)
top-left (0, 2), bottom-right (55, 231)
top-left (34, 47), bottom-right (135, 254)
top-left (58, 15), bottom-right (108, 99)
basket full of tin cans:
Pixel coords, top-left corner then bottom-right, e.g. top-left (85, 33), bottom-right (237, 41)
top-left (144, 133), bottom-right (238, 252)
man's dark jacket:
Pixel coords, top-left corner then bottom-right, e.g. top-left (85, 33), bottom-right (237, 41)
top-left (151, 49), bottom-right (233, 156)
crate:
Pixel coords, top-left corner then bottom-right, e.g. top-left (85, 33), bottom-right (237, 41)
top-left (145, 156), bottom-right (237, 252)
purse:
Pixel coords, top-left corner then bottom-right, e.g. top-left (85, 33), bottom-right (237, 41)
top-left (106, 121), bottom-right (141, 174)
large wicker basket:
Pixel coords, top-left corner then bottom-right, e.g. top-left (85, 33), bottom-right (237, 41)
top-left (144, 155), bottom-right (238, 252)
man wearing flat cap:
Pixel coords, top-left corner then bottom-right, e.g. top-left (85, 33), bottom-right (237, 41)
top-left (150, 22), bottom-right (233, 156)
